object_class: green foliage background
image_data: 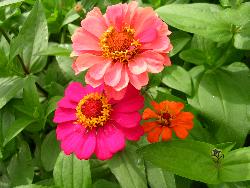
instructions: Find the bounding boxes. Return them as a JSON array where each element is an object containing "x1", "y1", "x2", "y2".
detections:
[{"x1": 0, "y1": 0, "x2": 249, "y2": 187}]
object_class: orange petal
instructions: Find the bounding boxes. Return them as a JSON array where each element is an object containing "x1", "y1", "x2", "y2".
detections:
[
  {"x1": 151, "y1": 101, "x2": 161, "y2": 112},
  {"x1": 142, "y1": 122, "x2": 159, "y2": 133},
  {"x1": 147, "y1": 127, "x2": 162, "y2": 143},
  {"x1": 167, "y1": 101, "x2": 184, "y2": 115},
  {"x1": 171, "y1": 112, "x2": 194, "y2": 130},
  {"x1": 172, "y1": 126, "x2": 189, "y2": 139},
  {"x1": 161, "y1": 127, "x2": 172, "y2": 141},
  {"x1": 142, "y1": 108, "x2": 158, "y2": 120}
]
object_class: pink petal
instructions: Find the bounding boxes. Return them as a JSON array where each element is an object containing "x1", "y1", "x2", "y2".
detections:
[
  {"x1": 128, "y1": 56, "x2": 147, "y2": 75},
  {"x1": 53, "y1": 108, "x2": 76, "y2": 123},
  {"x1": 141, "y1": 34, "x2": 172, "y2": 53},
  {"x1": 89, "y1": 61, "x2": 111, "y2": 80},
  {"x1": 124, "y1": 1, "x2": 138, "y2": 25},
  {"x1": 163, "y1": 54, "x2": 171, "y2": 66},
  {"x1": 75, "y1": 130, "x2": 96, "y2": 160},
  {"x1": 72, "y1": 54, "x2": 108, "y2": 75},
  {"x1": 71, "y1": 28, "x2": 101, "y2": 54},
  {"x1": 56, "y1": 122, "x2": 75, "y2": 140},
  {"x1": 103, "y1": 123, "x2": 125, "y2": 153},
  {"x1": 136, "y1": 28, "x2": 157, "y2": 43},
  {"x1": 95, "y1": 128, "x2": 113, "y2": 160},
  {"x1": 105, "y1": 3, "x2": 128, "y2": 31},
  {"x1": 61, "y1": 132, "x2": 82, "y2": 155},
  {"x1": 81, "y1": 7, "x2": 107, "y2": 38},
  {"x1": 64, "y1": 82, "x2": 87, "y2": 102},
  {"x1": 132, "y1": 7, "x2": 160, "y2": 38},
  {"x1": 141, "y1": 51, "x2": 165, "y2": 73},
  {"x1": 114, "y1": 65, "x2": 129, "y2": 91},
  {"x1": 113, "y1": 95, "x2": 144, "y2": 113},
  {"x1": 118, "y1": 125, "x2": 144, "y2": 141},
  {"x1": 85, "y1": 71, "x2": 104, "y2": 88},
  {"x1": 104, "y1": 62, "x2": 122, "y2": 87},
  {"x1": 111, "y1": 111, "x2": 141, "y2": 128},
  {"x1": 128, "y1": 71, "x2": 149, "y2": 90},
  {"x1": 57, "y1": 97, "x2": 77, "y2": 109},
  {"x1": 104, "y1": 85, "x2": 127, "y2": 100}
]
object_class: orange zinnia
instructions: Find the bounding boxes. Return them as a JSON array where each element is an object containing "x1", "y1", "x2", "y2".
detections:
[{"x1": 142, "y1": 100, "x2": 194, "y2": 143}]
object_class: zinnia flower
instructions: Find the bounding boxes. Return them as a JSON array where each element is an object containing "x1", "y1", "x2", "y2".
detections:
[
  {"x1": 53, "y1": 82, "x2": 144, "y2": 160},
  {"x1": 71, "y1": 1, "x2": 172, "y2": 99},
  {"x1": 142, "y1": 100, "x2": 194, "y2": 143}
]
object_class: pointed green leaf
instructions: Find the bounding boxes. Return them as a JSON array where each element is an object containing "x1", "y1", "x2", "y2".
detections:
[
  {"x1": 0, "y1": 76, "x2": 25, "y2": 109},
  {"x1": 41, "y1": 130, "x2": 60, "y2": 171},
  {"x1": 3, "y1": 116, "x2": 34, "y2": 146},
  {"x1": 7, "y1": 141, "x2": 34, "y2": 186},
  {"x1": 139, "y1": 140, "x2": 220, "y2": 184},
  {"x1": 188, "y1": 64, "x2": 250, "y2": 147},
  {"x1": 162, "y1": 65, "x2": 192, "y2": 95},
  {"x1": 156, "y1": 3, "x2": 232, "y2": 42},
  {"x1": 53, "y1": 153, "x2": 92, "y2": 188},
  {"x1": 10, "y1": 0, "x2": 48, "y2": 73},
  {"x1": 108, "y1": 147, "x2": 147, "y2": 188}
]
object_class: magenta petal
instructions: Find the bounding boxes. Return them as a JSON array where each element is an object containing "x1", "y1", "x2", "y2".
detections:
[
  {"x1": 118, "y1": 125, "x2": 144, "y2": 141},
  {"x1": 64, "y1": 82, "x2": 87, "y2": 102},
  {"x1": 58, "y1": 97, "x2": 77, "y2": 109},
  {"x1": 75, "y1": 130, "x2": 96, "y2": 160},
  {"x1": 111, "y1": 111, "x2": 141, "y2": 128},
  {"x1": 53, "y1": 108, "x2": 76, "y2": 123},
  {"x1": 103, "y1": 123, "x2": 125, "y2": 153},
  {"x1": 113, "y1": 95, "x2": 144, "y2": 113},
  {"x1": 56, "y1": 122, "x2": 75, "y2": 140},
  {"x1": 95, "y1": 129, "x2": 113, "y2": 160},
  {"x1": 61, "y1": 132, "x2": 82, "y2": 155}
]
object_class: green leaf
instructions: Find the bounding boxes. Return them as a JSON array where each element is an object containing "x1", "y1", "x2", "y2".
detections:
[
  {"x1": 41, "y1": 130, "x2": 60, "y2": 171},
  {"x1": 234, "y1": 22, "x2": 250, "y2": 50},
  {"x1": 156, "y1": 4, "x2": 232, "y2": 42},
  {"x1": 179, "y1": 49, "x2": 206, "y2": 65},
  {"x1": 188, "y1": 64, "x2": 250, "y2": 147},
  {"x1": 3, "y1": 116, "x2": 34, "y2": 146},
  {"x1": 14, "y1": 184, "x2": 54, "y2": 188},
  {"x1": 0, "y1": 76, "x2": 25, "y2": 109},
  {"x1": 23, "y1": 76, "x2": 40, "y2": 109},
  {"x1": 108, "y1": 147, "x2": 147, "y2": 188},
  {"x1": 53, "y1": 152, "x2": 92, "y2": 188},
  {"x1": 56, "y1": 56, "x2": 75, "y2": 80},
  {"x1": 0, "y1": 0, "x2": 24, "y2": 7},
  {"x1": 146, "y1": 162, "x2": 176, "y2": 188},
  {"x1": 93, "y1": 179, "x2": 120, "y2": 188},
  {"x1": 45, "y1": 96, "x2": 61, "y2": 117},
  {"x1": 61, "y1": 9, "x2": 80, "y2": 28},
  {"x1": 39, "y1": 43, "x2": 71, "y2": 56},
  {"x1": 220, "y1": 147, "x2": 250, "y2": 182},
  {"x1": 169, "y1": 31, "x2": 191, "y2": 57},
  {"x1": 162, "y1": 65, "x2": 192, "y2": 95},
  {"x1": 10, "y1": 0, "x2": 48, "y2": 73},
  {"x1": 139, "y1": 140, "x2": 220, "y2": 184},
  {"x1": 7, "y1": 141, "x2": 34, "y2": 186},
  {"x1": 68, "y1": 24, "x2": 79, "y2": 35}
]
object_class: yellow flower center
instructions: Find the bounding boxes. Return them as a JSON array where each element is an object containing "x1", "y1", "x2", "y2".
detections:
[
  {"x1": 100, "y1": 26, "x2": 141, "y2": 63},
  {"x1": 75, "y1": 93, "x2": 111, "y2": 129}
]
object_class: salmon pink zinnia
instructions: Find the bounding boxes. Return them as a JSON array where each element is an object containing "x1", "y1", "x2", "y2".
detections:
[
  {"x1": 71, "y1": 1, "x2": 172, "y2": 99},
  {"x1": 53, "y1": 82, "x2": 144, "y2": 160},
  {"x1": 142, "y1": 100, "x2": 194, "y2": 143}
]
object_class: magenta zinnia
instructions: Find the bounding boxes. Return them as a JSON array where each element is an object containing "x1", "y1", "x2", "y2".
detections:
[
  {"x1": 53, "y1": 82, "x2": 144, "y2": 160},
  {"x1": 71, "y1": 1, "x2": 172, "y2": 99}
]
